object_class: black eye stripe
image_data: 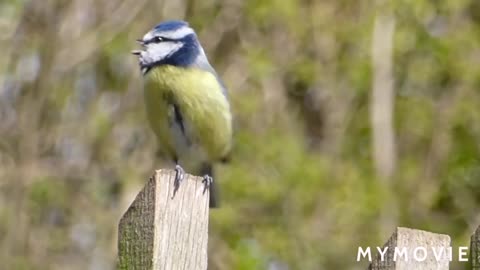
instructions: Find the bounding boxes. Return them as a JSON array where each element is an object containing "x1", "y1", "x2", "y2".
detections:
[{"x1": 146, "y1": 36, "x2": 176, "y2": 44}]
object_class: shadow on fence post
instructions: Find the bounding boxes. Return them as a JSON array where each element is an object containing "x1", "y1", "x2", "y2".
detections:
[{"x1": 117, "y1": 169, "x2": 210, "y2": 270}]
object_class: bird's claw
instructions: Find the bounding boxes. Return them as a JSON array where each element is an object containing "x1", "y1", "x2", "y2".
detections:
[
  {"x1": 172, "y1": 164, "x2": 185, "y2": 198},
  {"x1": 175, "y1": 164, "x2": 185, "y2": 183},
  {"x1": 202, "y1": 175, "x2": 213, "y2": 194}
]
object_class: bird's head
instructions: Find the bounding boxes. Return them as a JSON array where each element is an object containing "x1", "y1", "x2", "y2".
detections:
[{"x1": 132, "y1": 20, "x2": 202, "y2": 74}]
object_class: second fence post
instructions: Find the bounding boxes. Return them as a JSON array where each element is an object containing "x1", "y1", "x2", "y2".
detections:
[{"x1": 369, "y1": 227, "x2": 451, "y2": 270}]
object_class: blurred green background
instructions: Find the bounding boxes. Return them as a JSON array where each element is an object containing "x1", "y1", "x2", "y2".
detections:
[{"x1": 1, "y1": 0, "x2": 480, "y2": 269}]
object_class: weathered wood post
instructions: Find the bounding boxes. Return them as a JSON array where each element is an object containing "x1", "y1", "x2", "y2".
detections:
[
  {"x1": 118, "y1": 169, "x2": 210, "y2": 270},
  {"x1": 369, "y1": 227, "x2": 450, "y2": 270},
  {"x1": 470, "y1": 225, "x2": 480, "y2": 269}
]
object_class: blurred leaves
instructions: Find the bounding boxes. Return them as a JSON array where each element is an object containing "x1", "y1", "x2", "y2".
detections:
[{"x1": 0, "y1": 0, "x2": 480, "y2": 270}]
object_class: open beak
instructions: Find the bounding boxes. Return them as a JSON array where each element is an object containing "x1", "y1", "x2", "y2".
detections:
[{"x1": 132, "y1": 39, "x2": 145, "y2": 55}]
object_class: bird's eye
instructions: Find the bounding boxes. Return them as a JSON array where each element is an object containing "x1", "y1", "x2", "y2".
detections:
[{"x1": 154, "y1": 36, "x2": 164, "y2": 43}]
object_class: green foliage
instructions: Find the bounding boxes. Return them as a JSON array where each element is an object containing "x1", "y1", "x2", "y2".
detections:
[
  {"x1": 28, "y1": 177, "x2": 69, "y2": 225},
  {"x1": 1, "y1": 0, "x2": 480, "y2": 269},
  {"x1": 233, "y1": 239, "x2": 265, "y2": 270}
]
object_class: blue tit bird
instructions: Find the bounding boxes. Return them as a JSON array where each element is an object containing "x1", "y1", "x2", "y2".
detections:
[{"x1": 132, "y1": 20, "x2": 232, "y2": 207}]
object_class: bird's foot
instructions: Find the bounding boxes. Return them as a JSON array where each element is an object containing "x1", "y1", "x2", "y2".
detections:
[
  {"x1": 175, "y1": 164, "x2": 185, "y2": 183},
  {"x1": 202, "y1": 175, "x2": 213, "y2": 194},
  {"x1": 172, "y1": 164, "x2": 185, "y2": 198}
]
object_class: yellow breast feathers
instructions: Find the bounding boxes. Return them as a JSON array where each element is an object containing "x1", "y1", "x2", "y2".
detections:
[{"x1": 144, "y1": 65, "x2": 232, "y2": 161}]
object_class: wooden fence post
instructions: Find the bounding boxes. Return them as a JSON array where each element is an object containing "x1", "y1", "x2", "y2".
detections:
[
  {"x1": 369, "y1": 227, "x2": 450, "y2": 270},
  {"x1": 118, "y1": 169, "x2": 210, "y2": 270},
  {"x1": 471, "y1": 225, "x2": 480, "y2": 269}
]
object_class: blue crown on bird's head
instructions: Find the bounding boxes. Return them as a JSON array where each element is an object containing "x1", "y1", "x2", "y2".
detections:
[{"x1": 153, "y1": 20, "x2": 189, "y2": 32}]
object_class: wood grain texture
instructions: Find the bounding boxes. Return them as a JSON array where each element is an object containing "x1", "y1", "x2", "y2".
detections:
[
  {"x1": 369, "y1": 227, "x2": 450, "y2": 270},
  {"x1": 118, "y1": 169, "x2": 210, "y2": 270},
  {"x1": 471, "y1": 225, "x2": 480, "y2": 269}
]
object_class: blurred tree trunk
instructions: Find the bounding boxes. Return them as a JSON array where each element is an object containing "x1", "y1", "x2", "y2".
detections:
[
  {"x1": 370, "y1": 6, "x2": 397, "y2": 238},
  {"x1": 370, "y1": 11, "x2": 396, "y2": 180}
]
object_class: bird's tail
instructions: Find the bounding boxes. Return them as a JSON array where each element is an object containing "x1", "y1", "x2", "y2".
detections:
[{"x1": 199, "y1": 163, "x2": 219, "y2": 208}]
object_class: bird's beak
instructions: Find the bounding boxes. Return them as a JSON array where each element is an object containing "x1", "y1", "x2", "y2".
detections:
[{"x1": 132, "y1": 39, "x2": 145, "y2": 55}]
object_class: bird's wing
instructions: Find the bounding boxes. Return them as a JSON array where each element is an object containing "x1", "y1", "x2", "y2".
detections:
[{"x1": 172, "y1": 68, "x2": 232, "y2": 161}]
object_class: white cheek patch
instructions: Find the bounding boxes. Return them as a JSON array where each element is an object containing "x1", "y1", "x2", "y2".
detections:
[{"x1": 142, "y1": 42, "x2": 183, "y2": 64}]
